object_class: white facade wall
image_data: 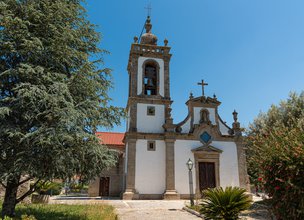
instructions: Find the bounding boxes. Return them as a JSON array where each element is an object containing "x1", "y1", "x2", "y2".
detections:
[
  {"x1": 135, "y1": 140, "x2": 166, "y2": 194},
  {"x1": 212, "y1": 141, "x2": 240, "y2": 188},
  {"x1": 174, "y1": 140, "x2": 240, "y2": 194},
  {"x1": 218, "y1": 121, "x2": 230, "y2": 135},
  {"x1": 175, "y1": 140, "x2": 200, "y2": 194},
  {"x1": 193, "y1": 107, "x2": 216, "y2": 125},
  {"x1": 136, "y1": 103, "x2": 165, "y2": 133},
  {"x1": 137, "y1": 57, "x2": 165, "y2": 96},
  {"x1": 181, "y1": 118, "x2": 191, "y2": 133}
]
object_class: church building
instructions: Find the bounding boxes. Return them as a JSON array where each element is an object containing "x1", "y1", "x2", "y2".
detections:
[{"x1": 89, "y1": 16, "x2": 249, "y2": 199}]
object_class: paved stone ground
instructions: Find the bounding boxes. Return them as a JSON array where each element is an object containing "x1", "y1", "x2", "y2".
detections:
[
  {"x1": 115, "y1": 200, "x2": 201, "y2": 220},
  {"x1": 50, "y1": 195, "x2": 272, "y2": 220},
  {"x1": 50, "y1": 196, "x2": 201, "y2": 220}
]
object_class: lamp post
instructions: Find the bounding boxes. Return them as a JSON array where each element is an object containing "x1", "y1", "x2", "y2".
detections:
[{"x1": 186, "y1": 158, "x2": 194, "y2": 206}]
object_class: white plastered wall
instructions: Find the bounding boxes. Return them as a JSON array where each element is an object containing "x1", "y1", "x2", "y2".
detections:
[
  {"x1": 218, "y1": 121, "x2": 230, "y2": 135},
  {"x1": 137, "y1": 103, "x2": 165, "y2": 133},
  {"x1": 135, "y1": 140, "x2": 166, "y2": 194},
  {"x1": 212, "y1": 141, "x2": 240, "y2": 188},
  {"x1": 175, "y1": 140, "x2": 199, "y2": 194},
  {"x1": 174, "y1": 140, "x2": 240, "y2": 194},
  {"x1": 137, "y1": 57, "x2": 164, "y2": 96},
  {"x1": 181, "y1": 118, "x2": 191, "y2": 133}
]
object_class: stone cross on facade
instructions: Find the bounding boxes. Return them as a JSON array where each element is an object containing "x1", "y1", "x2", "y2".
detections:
[
  {"x1": 145, "y1": 2, "x2": 152, "y2": 17},
  {"x1": 197, "y1": 80, "x2": 208, "y2": 96}
]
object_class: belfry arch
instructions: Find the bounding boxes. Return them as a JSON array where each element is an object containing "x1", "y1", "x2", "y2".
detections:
[{"x1": 142, "y1": 59, "x2": 160, "y2": 96}]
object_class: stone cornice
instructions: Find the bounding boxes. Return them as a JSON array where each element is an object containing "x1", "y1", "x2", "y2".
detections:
[
  {"x1": 127, "y1": 43, "x2": 172, "y2": 71},
  {"x1": 124, "y1": 131, "x2": 235, "y2": 142},
  {"x1": 186, "y1": 96, "x2": 221, "y2": 107},
  {"x1": 126, "y1": 97, "x2": 173, "y2": 109}
]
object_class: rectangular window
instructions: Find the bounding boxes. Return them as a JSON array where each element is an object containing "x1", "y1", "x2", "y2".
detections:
[
  {"x1": 147, "y1": 141, "x2": 156, "y2": 151},
  {"x1": 147, "y1": 106, "x2": 155, "y2": 116}
]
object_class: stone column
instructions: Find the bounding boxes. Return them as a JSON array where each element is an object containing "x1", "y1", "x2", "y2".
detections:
[
  {"x1": 163, "y1": 138, "x2": 180, "y2": 199},
  {"x1": 128, "y1": 102, "x2": 137, "y2": 132},
  {"x1": 123, "y1": 139, "x2": 139, "y2": 199},
  {"x1": 235, "y1": 136, "x2": 251, "y2": 192}
]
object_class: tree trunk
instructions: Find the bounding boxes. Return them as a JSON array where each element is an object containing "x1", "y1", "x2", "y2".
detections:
[{"x1": 1, "y1": 176, "x2": 20, "y2": 218}]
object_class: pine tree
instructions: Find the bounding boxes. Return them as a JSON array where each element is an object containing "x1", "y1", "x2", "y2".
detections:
[{"x1": 0, "y1": 0, "x2": 124, "y2": 217}]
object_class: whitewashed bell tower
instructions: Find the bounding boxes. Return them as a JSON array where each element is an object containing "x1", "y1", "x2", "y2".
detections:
[
  {"x1": 126, "y1": 16, "x2": 172, "y2": 133},
  {"x1": 123, "y1": 16, "x2": 180, "y2": 199}
]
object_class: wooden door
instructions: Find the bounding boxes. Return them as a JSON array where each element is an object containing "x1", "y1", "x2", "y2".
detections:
[
  {"x1": 99, "y1": 177, "x2": 110, "y2": 196},
  {"x1": 199, "y1": 162, "x2": 216, "y2": 191}
]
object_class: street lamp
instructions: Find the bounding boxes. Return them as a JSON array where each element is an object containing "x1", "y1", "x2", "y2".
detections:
[{"x1": 186, "y1": 158, "x2": 194, "y2": 206}]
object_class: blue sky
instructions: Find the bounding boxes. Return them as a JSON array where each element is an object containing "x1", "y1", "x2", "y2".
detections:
[{"x1": 85, "y1": 0, "x2": 304, "y2": 132}]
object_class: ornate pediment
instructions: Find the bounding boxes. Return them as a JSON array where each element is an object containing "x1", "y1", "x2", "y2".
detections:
[
  {"x1": 186, "y1": 96, "x2": 221, "y2": 107},
  {"x1": 191, "y1": 144, "x2": 222, "y2": 153}
]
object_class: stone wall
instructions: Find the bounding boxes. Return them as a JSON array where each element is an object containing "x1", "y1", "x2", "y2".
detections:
[{"x1": 88, "y1": 145, "x2": 125, "y2": 197}]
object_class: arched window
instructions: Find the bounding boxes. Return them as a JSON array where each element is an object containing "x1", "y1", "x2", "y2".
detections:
[{"x1": 143, "y1": 63, "x2": 157, "y2": 95}]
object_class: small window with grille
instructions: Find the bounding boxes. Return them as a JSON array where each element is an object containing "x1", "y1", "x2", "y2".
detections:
[
  {"x1": 147, "y1": 141, "x2": 156, "y2": 151},
  {"x1": 147, "y1": 106, "x2": 155, "y2": 116}
]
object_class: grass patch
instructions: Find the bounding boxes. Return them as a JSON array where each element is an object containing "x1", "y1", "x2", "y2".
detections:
[
  {"x1": 0, "y1": 203, "x2": 117, "y2": 220},
  {"x1": 187, "y1": 204, "x2": 201, "y2": 213}
]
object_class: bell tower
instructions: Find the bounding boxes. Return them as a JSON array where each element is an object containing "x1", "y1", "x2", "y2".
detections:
[
  {"x1": 126, "y1": 16, "x2": 172, "y2": 133},
  {"x1": 123, "y1": 16, "x2": 179, "y2": 200}
]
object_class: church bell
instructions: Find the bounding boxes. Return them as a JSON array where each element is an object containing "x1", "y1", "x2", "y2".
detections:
[{"x1": 147, "y1": 78, "x2": 154, "y2": 87}]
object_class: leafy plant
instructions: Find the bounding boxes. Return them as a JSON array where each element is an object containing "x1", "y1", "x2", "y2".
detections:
[
  {"x1": 246, "y1": 92, "x2": 304, "y2": 219},
  {"x1": 69, "y1": 183, "x2": 88, "y2": 193},
  {"x1": 3, "y1": 215, "x2": 36, "y2": 220},
  {"x1": 200, "y1": 186, "x2": 252, "y2": 220},
  {"x1": 0, "y1": 0, "x2": 125, "y2": 217},
  {"x1": 35, "y1": 181, "x2": 62, "y2": 196}
]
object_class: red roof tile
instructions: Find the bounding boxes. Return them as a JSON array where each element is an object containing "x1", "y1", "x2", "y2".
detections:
[{"x1": 96, "y1": 132, "x2": 125, "y2": 146}]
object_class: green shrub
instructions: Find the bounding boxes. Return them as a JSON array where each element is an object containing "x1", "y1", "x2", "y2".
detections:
[
  {"x1": 35, "y1": 181, "x2": 62, "y2": 195},
  {"x1": 248, "y1": 127, "x2": 304, "y2": 219},
  {"x1": 21, "y1": 215, "x2": 37, "y2": 220},
  {"x1": 246, "y1": 92, "x2": 304, "y2": 219},
  {"x1": 69, "y1": 183, "x2": 88, "y2": 193},
  {"x1": 200, "y1": 186, "x2": 252, "y2": 220}
]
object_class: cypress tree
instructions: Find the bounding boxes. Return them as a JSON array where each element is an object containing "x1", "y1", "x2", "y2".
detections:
[{"x1": 0, "y1": 0, "x2": 124, "y2": 217}]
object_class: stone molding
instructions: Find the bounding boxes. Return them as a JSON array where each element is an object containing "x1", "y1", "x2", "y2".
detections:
[
  {"x1": 127, "y1": 97, "x2": 172, "y2": 108},
  {"x1": 163, "y1": 190, "x2": 180, "y2": 200},
  {"x1": 128, "y1": 44, "x2": 172, "y2": 65},
  {"x1": 193, "y1": 150, "x2": 221, "y2": 196},
  {"x1": 123, "y1": 139, "x2": 137, "y2": 199},
  {"x1": 175, "y1": 95, "x2": 234, "y2": 137},
  {"x1": 235, "y1": 136, "x2": 251, "y2": 191},
  {"x1": 140, "y1": 59, "x2": 161, "y2": 96},
  {"x1": 124, "y1": 131, "x2": 235, "y2": 142}
]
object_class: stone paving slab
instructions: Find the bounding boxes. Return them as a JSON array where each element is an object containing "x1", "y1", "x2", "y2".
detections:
[
  {"x1": 115, "y1": 200, "x2": 201, "y2": 220},
  {"x1": 116, "y1": 208, "x2": 201, "y2": 220},
  {"x1": 50, "y1": 197, "x2": 201, "y2": 219}
]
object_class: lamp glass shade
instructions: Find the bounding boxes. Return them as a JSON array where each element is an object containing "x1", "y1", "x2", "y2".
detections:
[{"x1": 187, "y1": 158, "x2": 193, "y2": 170}]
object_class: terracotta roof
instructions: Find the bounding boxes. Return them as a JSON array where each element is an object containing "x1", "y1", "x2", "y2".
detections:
[{"x1": 96, "y1": 132, "x2": 125, "y2": 146}]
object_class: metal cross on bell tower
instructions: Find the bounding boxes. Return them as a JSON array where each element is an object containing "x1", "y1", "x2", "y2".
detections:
[
  {"x1": 144, "y1": 2, "x2": 152, "y2": 17},
  {"x1": 197, "y1": 80, "x2": 208, "y2": 97}
]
